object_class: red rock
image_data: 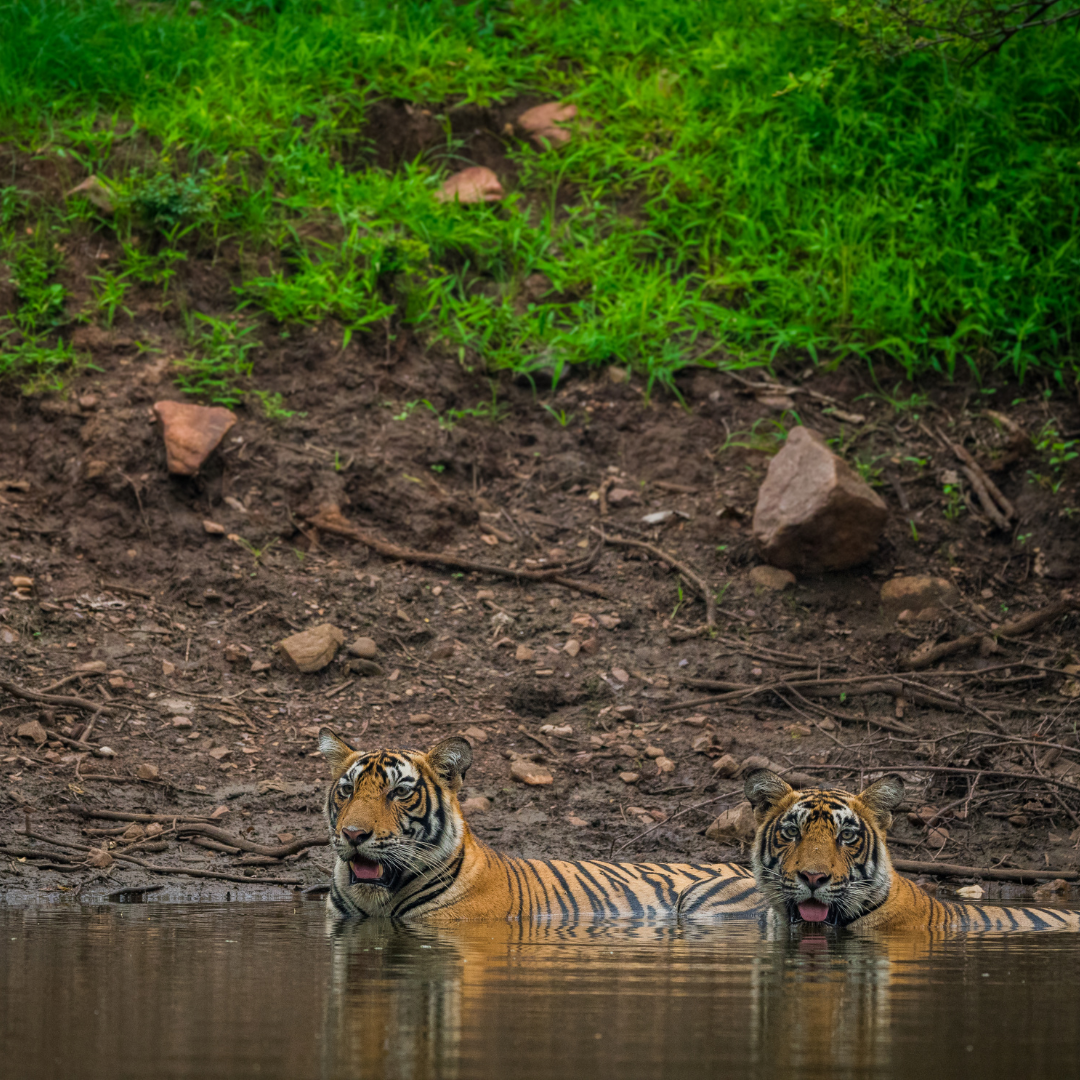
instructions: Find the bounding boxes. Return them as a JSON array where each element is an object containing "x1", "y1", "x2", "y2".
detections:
[
  {"x1": 137, "y1": 763, "x2": 160, "y2": 780},
  {"x1": 705, "y1": 801, "x2": 756, "y2": 842},
  {"x1": 517, "y1": 102, "x2": 577, "y2": 148},
  {"x1": 276, "y1": 623, "x2": 344, "y2": 673},
  {"x1": 153, "y1": 400, "x2": 237, "y2": 476},
  {"x1": 436, "y1": 166, "x2": 504, "y2": 204},
  {"x1": 751, "y1": 427, "x2": 887, "y2": 572}
]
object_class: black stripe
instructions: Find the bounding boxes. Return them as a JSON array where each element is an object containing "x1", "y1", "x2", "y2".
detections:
[{"x1": 542, "y1": 860, "x2": 581, "y2": 918}]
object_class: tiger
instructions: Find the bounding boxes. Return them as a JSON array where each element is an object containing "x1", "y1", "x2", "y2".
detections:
[
  {"x1": 743, "y1": 768, "x2": 1080, "y2": 931},
  {"x1": 317, "y1": 726, "x2": 764, "y2": 921}
]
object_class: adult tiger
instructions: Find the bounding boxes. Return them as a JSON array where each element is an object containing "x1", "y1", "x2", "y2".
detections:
[
  {"x1": 744, "y1": 768, "x2": 1080, "y2": 931},
  {"x1": 317, "y1": 727, "x2": 764, "y2": 921}
]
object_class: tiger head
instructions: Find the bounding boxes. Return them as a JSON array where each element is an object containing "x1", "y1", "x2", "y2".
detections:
[
  {"x1": 743, "y1": 769, "x2": 905, "y2": 927},
  {"x1": 318, "y1": 728, "x2": 473, "y2": 896}
]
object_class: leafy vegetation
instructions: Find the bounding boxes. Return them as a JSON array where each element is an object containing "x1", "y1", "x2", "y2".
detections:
[{"x1": 2, "y1": 0, "x2": 1080, "y2": 395}]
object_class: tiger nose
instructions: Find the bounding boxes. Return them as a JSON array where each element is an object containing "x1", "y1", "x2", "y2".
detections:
[
  {"x1": 340, "y1": 826, "x2": 371, "y2": 845},
  {"x1": 799, "y1": 871, "x2": 829, "y2": 888}
]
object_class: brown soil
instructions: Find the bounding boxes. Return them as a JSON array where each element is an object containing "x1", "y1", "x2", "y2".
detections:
[{"x1": 3, "y1": 193, "x2": 1080, "y2": 906}]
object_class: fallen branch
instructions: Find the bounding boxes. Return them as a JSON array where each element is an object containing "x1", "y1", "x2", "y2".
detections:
[
  {"x1": 74, "y1": 807, "x2": 217, "y2": 825},
  {"x1": 591, "y1": 527, "x2": 715, "y2": 627},
  {"x1": 176, "y1": 823, "x2": 328, "y2": 859},
  {"x1": 0, "y1": 679, "x2": 116, "y2": 714},
  {"x1": 892, "y1": 859, "x2": 1077, "y2": 884},
  {"x1": 307, "y1": 505, "x2": 615, "y2": 599},
  {"x1": 43, "y1": 728, "x2": 113, "y2": 757},
  {"x1": 925, "y1": 422, "x2": 1015, "y2": 526},
  {"x1": 109, "y1": 853, "x2": 303, "y2": 886},
  {"x1": 903, "y1": 598, "x2": 1077, "y2": 670}
]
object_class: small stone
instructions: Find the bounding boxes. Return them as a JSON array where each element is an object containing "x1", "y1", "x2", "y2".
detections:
[
  {"x1": 347, "y1": 659, "x2": 384, "y2": 677},
  {"x1": 276, "y1": 623, "x2": 344, "y2": 673},
  {"x1": 1033, "y1": 879, "x2": 1070, "y2": 902},
  {"x1": 645, "y1": 745, "x2": 664, "y2": 759},
  {"x1": 511, "y1": 759, "x2": 554, "y2": 786},
  {"x1": 1008, "y1": 814, "x2": 1029, "y2": 828},
  {"x1": 751, "y1": 427, "x2": 888, "y2": 572},
  {"x1": 67, "y1": 175, "x2": 115, "y2": 214},
  {"x1": 476, "y1": 589, "x2": 496, "y2": 601},
  {"x1": 611, "y1": 668, "x2": 630, "y2": 684},
  {"x1": 202, "y1": 520, "x2": 226, "y2": 535},
  {"x1": 740, "y1": 754, "x2": 772, "y2": 775},
  {"x1": 461, "y1": 796, "x2": 492, "y2": 815},
  {"x1": 137, "y1": 762, "x2": 160, "y2": 781},
  {"x1": 0, "y1": 627, "x2": 19, "y2": 645},
  {"x1": 619, "y1": 771, "x2": 641, "y2": 784},
  {"x1": 606, "y1": 488, "x2": 639, "y2": 507},
  {"x1": 75, "y1": 660, "x2": 108, "y2": 673},
  {"x1": 880, "y1": 576, "x2": 960, "y2": 620},
  {"x1": 749, "y1": 565, "x2": 797, "y2": 591},
  {"x1": 86, "y1": 848, "x2": 114, "y2": 869},
  {"x1": 957, "y1": 884, "x2": 985, "y2": 900},
  {"x1": 517, "y1": 101, "x2": 577, "y2": 148},
  {"x1": 817, "y1": 718, "x2": 838, "y2": 732},
  {"x1": 436, "y1": 166, "x2": 504, "y2": 204},
  {"x1": 409, "y1": 713, "x2": 435, "y2": 726},
  {"x1": 210, "y1": 805, "x2": 230, "y2": 819},
  {"x1": 10, "y1": 576, "x2": 34, "y2": 589},
  {"x1": 655, "y1": 756, "x2": 676, "y2": 775},
  {"x1": 581, "y1": 637, "x2": 599, "y2": 655},
  {"x1": 926, "y1": 826, "x2": 950, "y2": 846},
  {"x1": 711, "y1": 754, "x2": 739, "y2": 777},
  {"x1": 171, "y1": 717, "x2": 193, "y2": 729},
  {"x1": 682, "y1": 715, "x2": 708, "y2": 728},
  {"x1": 908, "y1": 805, "x2": 939, "y2": 826},
  {"x1": 540, "y1": 724, "x2": 573, "y2": 737},
  {"x1": 462, "y1": 726, "x2": 489, "y2": 743},
  {"x1": 145, "y1": 822, "x2": 163, "y2": 837},
  {"x1": 571, "y1": 613, "x2": 598, "y2": 630},
  {"x1": 515, "y1": 644, "x2": 536, "y2": 662},
  {"x1": 250, "y1": 661, "x2": 271, "y2": 673},
  {"x1": 153, "y1": 400, "x2": 238, "y2": 476},
  {"x1": 606, "y1": 366, "x2": 629, "y2": 385},
  {"x1": 96, "y1": 746, "x2": 116, "y2": 757},
  {"x1": 161, "y1": 660, "x2": 176, "y2": 676},
  {"x1": 17, "y1": 720, "x2": 47, "y2": 745},
  {"x1": 208, "y1": 746, "x2": 232, "y2": 760},
  {"x1": 597, "y1": 614, "x2": 621, "y2": 630},
  {"x1": 276, "y1": 832, "x2": 296, "y2": 845},
  {"x1": 564, "y1": 638, "x2": 581, "y2": 657},
  {"x1": 78, "y1": 393, "x2": 99, "y2": 411},
  {"x1": 223, "y1": 644, "x2": 245, "y2": 663},
  {"x1": 346, "y1": 636, "x2": 378, "y2": 659},
  {"x1": 567, "y1": 815, "x2": 589, "y2": 827},
  {"x1": 691, "y1": 733, "x2": 713, "y2": 753},
  {"x1": 705, "y1": 801, "x2": 756, "y2": 843},
  {"x1": 85, "y1": 460, "x2": 110, "y2": 480},
  {"x1": 122, "y1": 822, "x2": 145, "y2": 840}
]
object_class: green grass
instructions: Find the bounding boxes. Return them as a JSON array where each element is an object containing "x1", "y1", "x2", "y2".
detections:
[{"x1": 2, "y1": 0, "x2": 1080, "y2": 394}]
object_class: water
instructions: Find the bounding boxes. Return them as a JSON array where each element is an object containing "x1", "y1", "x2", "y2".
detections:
[{"x1": 3, "y1": 900, "x2": 1080, "y2": 1080}]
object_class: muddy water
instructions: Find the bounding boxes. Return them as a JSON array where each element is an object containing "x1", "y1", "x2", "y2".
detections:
[{"x1": 2, "y1": 902, "x2": 1080, "y2": 1080}]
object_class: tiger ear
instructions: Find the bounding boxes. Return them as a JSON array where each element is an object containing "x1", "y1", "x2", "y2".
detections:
[
  {"x1": 426, "y1": 736, "x2": 473, "y2": 793},
  {"x1": 318, "y1": 726, "x2": 356, "y2": 777},
  {"x1": 857, "y1": 775, "x2": 905, "y2": 830},
  {"x1": 744, "y1": 769, "x2": 794, "y2": 824}
]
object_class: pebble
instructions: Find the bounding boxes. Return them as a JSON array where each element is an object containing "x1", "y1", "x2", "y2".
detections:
[
  {"x1": 645, "y1": 745, "x2": 664, "y2": 759},
  {"x1": 137, "y1": 763, "x2": 160, "y2": 780},
  {"x1": 880, "y1": 576, "x2": 960, "y2": 620},
  {"x1": 563, "y1": 639, "x2": 581, "y2": 657},
  {"x1": 0, "y1": 627, "x2": 18, "y2": 645},
  {"x1": 208, "y1": 746, "x2": 231, "y2": 760},
  {"x1": 705, "y1": 801, "x2": 756, "y2": 842},
  {"x1": 476, "y1": 589, "x2": 496, "y2": 601},
  {"x1": 347, "y1": 636, "x2": 378, "y2": 658},
  {"x1": 436, "y1": 166, "x2": 504, "y2": 204},
  {"x1": 97, "y1": 746, "x2": 116, "y2": 757},
  {"x1": 16, "y1": 720, "x2": 47, "y2": 745},
  {"x1": 611, "y1": 667, "x2": 630, "y2": 684},
  {"x1": 596, "y1": 614, "x2": 621, "y2": 629},
  {"x1": 153, "y1": 400, "x2": 237, "y2": 476},
  {"x1": 749, "y1": 565, "x2": 797, "y2": 591},
  {"x1": 202, "y1": 520, "x2": 226, "y2": 535},
  {"x1": 619, "y1": 771, "x2": 640, "y2": 784},
  {"x1": 581, "y1": 637, "x2": 599, "y2": 655},
  {"x1": 461, "y1": 796, "x2": 492, "y2": 815},
  {"x1": 926, "y1": 826, "x2": 950, "y2": 846},
  {"x1": 74, "y1": 660, "x2": 108, "y2": 673},
  {"x1": 276, "y1": 623, "x2": 344, "y2": 673},
  {"x1": 711, "y1": 754, "x2": 739, "y2": 777},
  {"x1": 347, "y1": 659, "x2": 384, "y2": 677},
  {"x1": 515, "y1": 644, "x2": 535, "y2": 662},
  {"x1": 517, "y1": 101, "x2": 577, "y2": 148},
  {"x1": 408, "y1": 713, "x2": 435, "y2": 725},
  {"x1": 957, "y1": 884, "x2": 985, "y2": 899},
  {"x1": 276, "y1": 832, "x2": 295, "y2": 845},
  {"x1": 655, "y1": 757, "x2": 676, "y2": 775},
  {"x1": 122, "y1": 823, "x2": 145, "y2": 840},
  {"x1": 567, "y1": 815, "x2": 589, "y2": 827},
  {"x1": 171, "y1": 717, "x2": 193, "y2": 728},
  {"x1": 571, "y1": 613, "x2": 598, "y2": 629},
  {"x1": 681, "y1": 715, "x2": 708, "y2": 727},
  {"x1": 511, "y1": 760, "x2": 554, "y2": 786},
  {"x1": 86, "y1": 848, "x2": 114, "y2": 869},
  {"x1": 691, "y1": 733, "x2": 713, "y2": 753},
  {"x1": 162, "y1": 660, "x2": 176, "y2": 676},
  {"x1": 606, "y1": 488, "x2": 639, "y2": 506},
  {"x1": 540, "y1": 724, "x2": 573, "y2": 737},
  {"x1": 461, "y1": 727, "x2": 489, "y2": 743},
  {"x1": 1033, "y1": 879, "x2": 1070, "y2": 901}
]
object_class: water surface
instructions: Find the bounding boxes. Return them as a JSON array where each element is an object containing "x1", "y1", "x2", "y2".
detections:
[{"x1": 2, "y1": 901, "x2": 1079, "y2": 1080}]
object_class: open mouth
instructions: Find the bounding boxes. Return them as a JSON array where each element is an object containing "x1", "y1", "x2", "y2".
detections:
[
  {"x1": 348, "y1": 856, "x2": 386, "y2": 887},
  {"x1": 797, "y1": 899, "x2": 831, "y2": 923}
]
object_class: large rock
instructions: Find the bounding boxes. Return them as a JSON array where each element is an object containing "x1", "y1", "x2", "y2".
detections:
[
  {"x1": 276, "y1": 623, "x2": 344, "y2": 673},
  {"x1": 752, "y1": 427, "x2": 887, "y2": 572},
  {"x1": 880, "y1": 576, "x2": 960, "y2": 619},
  {"x1": 153, "y1": 400, "x2": 237, "y2": 476}
]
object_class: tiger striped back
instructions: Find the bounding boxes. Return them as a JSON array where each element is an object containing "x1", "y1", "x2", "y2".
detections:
[
  {"x1": 318, "y1": 727, "x2": 764, "y2": 922},
  {"x1": 744, "y1": 768, "x2": 1080, "y2": 932}
]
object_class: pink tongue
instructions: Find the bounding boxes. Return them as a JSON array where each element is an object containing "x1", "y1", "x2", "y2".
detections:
[
  {"x1": 350, "y1": 858, "x2": 382, "y2": 881},
  {"x1": 798, "y1": 900, "x2": 830, "y2": 923}
]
